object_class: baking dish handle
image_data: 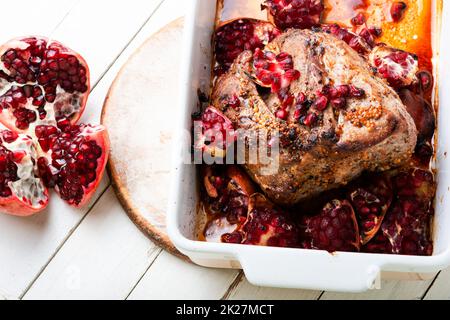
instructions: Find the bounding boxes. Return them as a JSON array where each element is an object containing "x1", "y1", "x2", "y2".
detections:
[{"x1": 238, "y1": 250, "x2": 381, "y2": 293}]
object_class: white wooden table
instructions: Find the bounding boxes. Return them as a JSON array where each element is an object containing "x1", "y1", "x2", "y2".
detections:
[{"x1": 0, "y1": 0, "x2": 449, "y2": 301}]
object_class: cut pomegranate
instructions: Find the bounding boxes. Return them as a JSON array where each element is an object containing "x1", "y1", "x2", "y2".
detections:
[
  {"x1": 348, "y1": 174, "x2": 393, "y2": 245},
  {"x1": 252, "y1": 48, "x2": 301, "y2": 94},
  {"x1": 301, "y1": 199, "x2": 360, "y2": 252},
  {"x1": 0, "y1": 36, "x2": 90, "y2": 132},
  {"x1": 379, "y1": 200, "x2": 433, "y2": 256},
  {"x1": 35, "y1": 123, "x2": 109, "y2": 207},
  {"x1": 262, "y1": 0, "x2": 325, "y2": 30},
  {"x1": 0, "y1": 130, "x2": 49, "y2": 216},
  {"x1": 390, "y1": 2, "x2": 408, "y2": 22},
  {"x1": 366, "y1": 169, "x2": 435, "y2": 255},
  {"x1": 194, "y1": 106, "x2": 236, "y2": 158},
  {"x1": 241, "y1": 193, "x2": 300, "y2": 247},
  {"x1": 214, "y1": 18, "x2": 281, "y2": 74},
  {"x1": 203, "y1": 166, "x2": 256, "y2": 243},
  {"x1": 369, "y1": 44, "x2": 419, "y2": 89}
]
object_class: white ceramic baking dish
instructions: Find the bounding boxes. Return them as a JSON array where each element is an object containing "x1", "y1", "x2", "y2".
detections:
[{"x1": 168, "y1": 0, "x2": 450, "y2": 293}]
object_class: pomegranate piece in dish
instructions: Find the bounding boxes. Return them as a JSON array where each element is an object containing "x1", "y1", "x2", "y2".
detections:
[
  {"x1": 348, "y1": 174, "x2": 393, "y2": 245},
  {"x1": 0, "y1": 36, "x2": 90, "y2": 132},
  {"x1": 262, "y1": 0, "x2": 324, "y2": 30},
  {"x1": 241, "y1": 193, "x2": 300, "y2": 247},
  {"x1": 203, "y1": 166, "x2": 256, "y2": 243},
  {"x1": 369, "y1": 44, "x2": 419, "y2": 89},
  {"x1": 301, "y1": 199, "x2": 360, "y2": 252},
  {"x1": 364, "y1": 169, "x2": 435, "y2": 255},
  {"x1": 214, "y1": 18, "x2": 281, "y2": 74}
]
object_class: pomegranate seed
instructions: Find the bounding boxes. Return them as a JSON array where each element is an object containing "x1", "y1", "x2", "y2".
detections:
[
  {"x1": 368, "y1": 26, "x2": 383, "y2": 38},
  {"x1": 13, "y1": 151, "x2": 26, "y2": 163},
  {"x1": 331, "y1": 97, "x2": 347, "y2": 109},
  {"x1": 302, "y1": 113, "x2": 318, "y2": 127},
  {"x1": 391, "y1": 2, "x2": 407, "y2": 22},
  {"x1": 227, "y1": 95, "x2": 240, "y2": 109},
  {"x1": 349, "y1": 86, "x2": 365, "y2": 98},
  {"x1": 351, "y1": 13, "x2": 366, "y2": 26},
  {"x1": 1, "y1": 130, "x2": 18, "y2": 143},
  {"x1": 275, "y1": 109, "x2": 288, "y2": 120},
  {"x1": 312, "y1": 95, "x2": 328, "y2": 111}
]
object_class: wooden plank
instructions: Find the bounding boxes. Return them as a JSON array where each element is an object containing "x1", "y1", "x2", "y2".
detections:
[
  {"x1": 0, "y1": 0, "x2": 163, "y2": 299},
  {"x1": 128, "y1": 251, "x2": 240, "y2": 300},
  {"x1": 225, "y1": 275, "x2": 322, "y2": 300},
  {"x1": 23, "y1": 188, "x2": 161, "y2": 300},
  {"x1": 320, "y1": 280, "x2": 434, "y2": 300},
  {"x1": 423, "y1": 268, "x2": 450, "y2": 300},
  {"x1": 0, "y1": 0, "x2": 78, "y2": 42},
  {"x1": 50, "y1": 0, "x2": 165, "y2": 121}
]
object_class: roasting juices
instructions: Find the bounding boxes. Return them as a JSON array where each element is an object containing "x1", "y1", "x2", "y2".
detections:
[{"x1": 196, "y1": 0, "x2": 438, "y2": 255}]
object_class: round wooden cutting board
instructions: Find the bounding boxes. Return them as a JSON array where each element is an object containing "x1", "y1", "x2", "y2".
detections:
[{"x1": 101, "y1": 18, "x2": 188, "y2": 261}]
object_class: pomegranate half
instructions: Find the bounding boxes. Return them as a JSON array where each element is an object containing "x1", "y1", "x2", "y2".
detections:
[{"x1": 0, "y1": 36, "x2": 90, "y2": 133}]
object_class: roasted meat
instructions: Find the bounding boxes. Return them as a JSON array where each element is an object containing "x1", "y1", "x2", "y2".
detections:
[{"x1": 211, "y1": 29, "x2": 417, "y2": 206}]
